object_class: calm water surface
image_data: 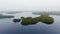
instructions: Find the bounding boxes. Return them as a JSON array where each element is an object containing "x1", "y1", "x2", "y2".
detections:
[{"x1": 0, "y1": 12, "x2": 60, "y2": 34}]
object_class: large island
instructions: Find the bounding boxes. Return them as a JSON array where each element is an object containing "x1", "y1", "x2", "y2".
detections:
[{"x1": 13, "y1": 14, "x2": 54, "y2": 25}]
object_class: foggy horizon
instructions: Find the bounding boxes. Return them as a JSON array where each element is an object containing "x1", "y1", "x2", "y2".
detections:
[{"x1": 0, "y1": 0, "x2": 60, "y2": 11}]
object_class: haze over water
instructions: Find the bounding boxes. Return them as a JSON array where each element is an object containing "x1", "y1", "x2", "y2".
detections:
[{"x1": 0, "y1": 11, "x2": 60, "y2": 34}]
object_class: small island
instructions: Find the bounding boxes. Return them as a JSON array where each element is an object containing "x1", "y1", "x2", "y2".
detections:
[{"x1": 13, "y1": 19, "x2": 20, "y2": 22}]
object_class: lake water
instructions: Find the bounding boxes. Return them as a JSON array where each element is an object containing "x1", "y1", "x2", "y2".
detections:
[{"x1": 0, "y1": 12, "x2": 60, "y2": 34}]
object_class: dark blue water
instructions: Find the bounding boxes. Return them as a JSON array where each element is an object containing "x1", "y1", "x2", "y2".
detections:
[{"x1": 0, "y1": 12, "x2": 60, "y2": 34}]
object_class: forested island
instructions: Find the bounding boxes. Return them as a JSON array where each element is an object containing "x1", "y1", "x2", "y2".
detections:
[{"x1": 13, "y1": 14, "x2": 54, "y2": 25}]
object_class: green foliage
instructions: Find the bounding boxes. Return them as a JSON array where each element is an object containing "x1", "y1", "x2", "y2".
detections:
[
  {"x1": 21, "y1": 15, "x2": 54, "y2": 25},
  {"x1": 40, "y1": 17, "x2": 54, "y2": 24},
  {"x1": 13, "y1": 14, "x2": 54, "y2": 25},
  {"x1": 21, "y1": 17, "x2": 37, "y2": 25}
]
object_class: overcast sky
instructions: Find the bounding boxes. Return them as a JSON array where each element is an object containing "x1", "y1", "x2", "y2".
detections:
[{"x1": 0, "y1": 0, "x2": 60, "y2": 11}]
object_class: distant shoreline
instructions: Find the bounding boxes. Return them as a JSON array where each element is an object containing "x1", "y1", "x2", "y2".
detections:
[{"x1": 32, "y1": 11, "x2": 60, "y2": 16}]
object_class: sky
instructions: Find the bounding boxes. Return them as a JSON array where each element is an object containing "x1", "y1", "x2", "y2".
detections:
[{"x1": 0, "y1": 0, "x2": 60, "y2": 11}]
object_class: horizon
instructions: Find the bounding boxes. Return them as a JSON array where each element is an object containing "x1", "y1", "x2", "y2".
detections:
[{"x1": 0, "y1": 0, "x2": 60, "y2": 11}]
